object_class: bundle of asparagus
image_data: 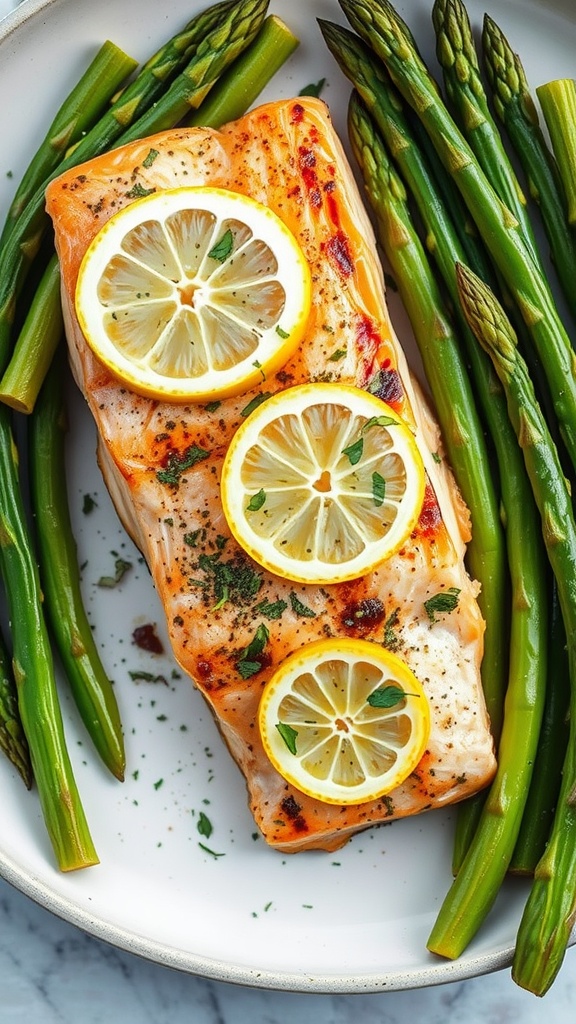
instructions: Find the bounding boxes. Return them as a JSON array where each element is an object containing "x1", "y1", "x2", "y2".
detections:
[{"x1": 321, "y1": 0, "x2": 576, "y2": 997}]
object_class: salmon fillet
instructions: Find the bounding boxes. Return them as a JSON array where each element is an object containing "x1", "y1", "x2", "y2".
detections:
[{"x1": 45, "y1": 97, "x2": 496, "y2": 853}]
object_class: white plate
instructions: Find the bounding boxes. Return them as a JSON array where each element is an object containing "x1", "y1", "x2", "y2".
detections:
[{"x1": 0, "y1": 0, "x2": 573, "y2": 994}]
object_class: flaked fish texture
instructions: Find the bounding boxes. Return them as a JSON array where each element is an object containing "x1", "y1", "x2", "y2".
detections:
[{"x1": 46, "y1": 97, "x2": 496, "y2": 852}]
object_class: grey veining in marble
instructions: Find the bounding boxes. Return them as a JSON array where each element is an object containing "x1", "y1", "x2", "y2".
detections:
[{"x1": 1, "y1": 878, "x2": 576, "y2": 1023}]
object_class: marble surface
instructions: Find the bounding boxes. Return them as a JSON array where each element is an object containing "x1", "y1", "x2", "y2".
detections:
[
  {"x1": 1, "y1": 875, "x2": 576, "y2": 1022},
  {"x1": 2, "y1": 0, "x2": 576, "y2": 1020}
]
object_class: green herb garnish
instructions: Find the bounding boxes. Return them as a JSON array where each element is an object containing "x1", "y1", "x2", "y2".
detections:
[
  {"x1": 97, "y1": 557, "x2": 132, "y2": 588},
  {"x1": 424, "y1": 587, "x2": 461, "y2": 623},
  {"x1": 156, "y1": 444, "x2": 210, "y2": 487},
  {"x1": 372, "y1": 471, "x2": 386, "y2": 507},
  {"x1": 276, "y1": 722, "x2": 299, "y2": 754},
  {"x1": 246, "y1": 488, "x2": 267, "y2": 512},
  {"x1": 241, "y1": 392, "x2": 272, "y2": 417},
  {"x1": 289, "y1": 592, "x2": 316, "y2": 618},
  {"x1": 208, "y1": 228, "x2": 234, "y2": 262}
]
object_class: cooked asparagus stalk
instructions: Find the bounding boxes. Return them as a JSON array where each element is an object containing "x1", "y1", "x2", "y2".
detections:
[
  {"x1": 29, "y1": 357, "x2": 126, "y2": 782},
  {"x1": 338, "y1": 0, "x2": 576, "y2": 478},
  {"x1": 454, "y1": 260, "x2": 576, "y2": 997},
  {"x1": 0, "y1": 623, "x2": 32, "y2": 788},
  {"x1": 482, "y1": 15, "x2": 576, "y2": 322},
  {"x1": 0, "y1": 404, "x2": 98, "y2": 870},
  {"x1": 432, "y1": 0, "x2": 541, "y2": 267}
]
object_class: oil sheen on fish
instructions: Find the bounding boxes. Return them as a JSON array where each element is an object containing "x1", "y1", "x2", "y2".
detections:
[{"x1": 45, "y1": 97, "x2": 496, "y2": 853}]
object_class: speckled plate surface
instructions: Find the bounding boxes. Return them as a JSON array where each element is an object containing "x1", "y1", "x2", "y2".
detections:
[{"x1": 0, "y1": 0, "x2": 573, "y2": 993}]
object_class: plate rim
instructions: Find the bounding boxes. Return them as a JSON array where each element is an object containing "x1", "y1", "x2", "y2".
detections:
[{"x1": 0, "y1": 0, "x2": 572, "y2": 994}]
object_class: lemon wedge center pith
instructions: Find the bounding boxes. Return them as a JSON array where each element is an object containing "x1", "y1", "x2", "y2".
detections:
[{"x1": 75, "y1": 186, "x2": 311, "y2": 402}]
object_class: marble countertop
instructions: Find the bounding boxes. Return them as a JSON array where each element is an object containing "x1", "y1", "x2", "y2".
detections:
[
  {"x1": 2, "y1": 0, "x2": 576, "y2": 1020},
  {"x1": 1, "y1": 875, "x2": 576, "y2": 1022}
]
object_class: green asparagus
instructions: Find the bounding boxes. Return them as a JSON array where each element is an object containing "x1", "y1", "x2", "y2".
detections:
[
  {"x1": 0, "y1": 41, "x2": 138, "y2": 245},
  {"x1": 118, "y1": 0, "x2": 268, "y2": 143},
  {"x1": 0, "y1": 255, "x2": 63, "y2": 413},
  {"x1": 186, "y1": 13, "x2": 298, "y2": 127},
  {"x1": 29, "y1": 357, "x2": 125, "y2": 782},
  {"x1": 432, "y1": 0, "x2": 541, "y2": 267},
  {"x1": 537, "y1": 78, "x2": 576, "y2": 228},
  {"x1": 482, "y1": 15, "x2": 576, "y2": 323},
  {"x1": 0, "y1": 623, "x2": 32, "y2": 788},
  {"x1": 0, "y1": 404, "x2": 98, "y2": 870},
  {"x1": 510, "y1": 580, "x2": 569, "y2": 875},
  {"x1": 455, "y1": 261, "x2": 576, "y2": 996},
  {"x1": 339, "y1": 0, "x2": 576, "y2": 478}
]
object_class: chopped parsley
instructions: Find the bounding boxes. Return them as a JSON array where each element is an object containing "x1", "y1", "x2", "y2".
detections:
[
  {"x1": 372, "y1": 471, "x2": 386, "y2": 507},
  {"x1": 82, "y1": 493, "x2": 97, "y2": 514},
  {"x1": 424, "y1": 587, "x2": 461, "y2": 623},
  {"x1": 237, "y1": 623, "x2": 269, "y2": 679},
  {"x1": 97, "y1": 556, "x2": 132, "y2": 588},
  {"x1": 276, "y1": 721, "x2": 298, "y2": 754},
  {"x1": 208, "y1": 228, "x2": 234, "y2": 262},
  {"x1": 328, "y1": 347, "x2": 347, "y2": 362},
  {"x1": 255, "y1": 598, "x2": 288, "y2": 620},
  {"x1": 383, "y1": 608, "x2": 401, "y2": 651},
  {"x1": 289, "y1": 591, "x2": 316, "y2": 618},
  {"x1": 156, "y1": 444, "x2": 210, "y2": 487},
  {"x1": 193, "y1": 550, "x2": 262, "y2": 608},
  {"x1": 275, "y1": 325, "x2": 290, "y2": 339},
  {"x1": 142, "y1": 148, "x2": 159, "y2": 168},
  {"x1": 240, "y1": 392, "x2": 272, "y2": 417},
  {"x1": 299, "y1": 77, "x2": 326, "y2": 98},
  {"x1": 196, "y1": 811, "x2": 213, "y2": 839},
  {"x1": 341, "y1": 437, "x2": 364, "y2": 465},
  {"x1": 125, "y1": 182, "x2": 156, "y2": 199},
  {"x1": 367, "y1": 684, "x2": 413, "y2": 709},
  {"x1": 246, "y1": 488, "x2": 267, "y2": 512}
]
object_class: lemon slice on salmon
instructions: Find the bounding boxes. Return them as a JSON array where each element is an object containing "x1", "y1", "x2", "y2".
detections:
[
  {"x1": 74, "y1": 186, "x2": 311, "y2": 402},
  {"x1": 259, "y1": 638, "x2": 430, "y2": 805},
  {"x1": 221, "y1": 382, "x2": 426, "y2": 584}
]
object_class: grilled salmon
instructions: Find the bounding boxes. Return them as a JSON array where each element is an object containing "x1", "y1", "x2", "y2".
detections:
[{"x1": 45, "y1": 96, "x2": 496, "y2": 853}]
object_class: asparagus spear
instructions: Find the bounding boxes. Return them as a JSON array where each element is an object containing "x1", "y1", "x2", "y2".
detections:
[
  {"x1": 29, "y1": 357, "x2": 125, "y2": 781},
  {"x1": 509, "y1": 579, "x2": 569, "y2": 875},
  {"x1": 0, "y1": 255, "x2": 63, "y2": 413},
  {"x1": 320, "y1": 19, "x2": 509, "y2": 751},
  {"x1": 0, "y1": 41, "x2": 138, "y2": 244},
  {"x1": 0, "y1": 622, "x2": 32, "y2": 788},
  {"x1": 0, "y1": 0, "x2": 245, "y2": 379},
  {"x1": 432, "y1": 0, "x2": 540, "y2": 267},
  {"x1": 482, "y1": 15, "x2": 576, "y2": 323},
  {"x1": 536, "y1": 79, "x2": 576, "y2": 228},
  {"x1": 338, "y1": 0, "x2": 576, "y2": 478},
  {"x1": 186, "y1": 13, "x2": 298, "y2": 127},
  {"x1": 454, "y1": 261, "x2": 576, "y2": 996},
  {"x1": 0, "y1": 404, "x2": 98, "y2": 870},
  {"x1": 118, "y1": 0, "x2": 269, "y2": 142}
]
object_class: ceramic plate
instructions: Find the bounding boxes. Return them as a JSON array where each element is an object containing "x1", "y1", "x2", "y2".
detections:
[{"x1": 0, "y1": 0, "x2": 573, "y2": 994}]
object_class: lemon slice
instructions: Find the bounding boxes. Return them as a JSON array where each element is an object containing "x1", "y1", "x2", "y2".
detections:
[
  {"x1": 221, "y1": 382, "x2": 426, "y2": 584},
  {"x1": 259, "y1": 638, "x2": 430, "y2": 805},
  {"x1": 75, "y1": 186, "x2": 311, "y2": 402}
]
